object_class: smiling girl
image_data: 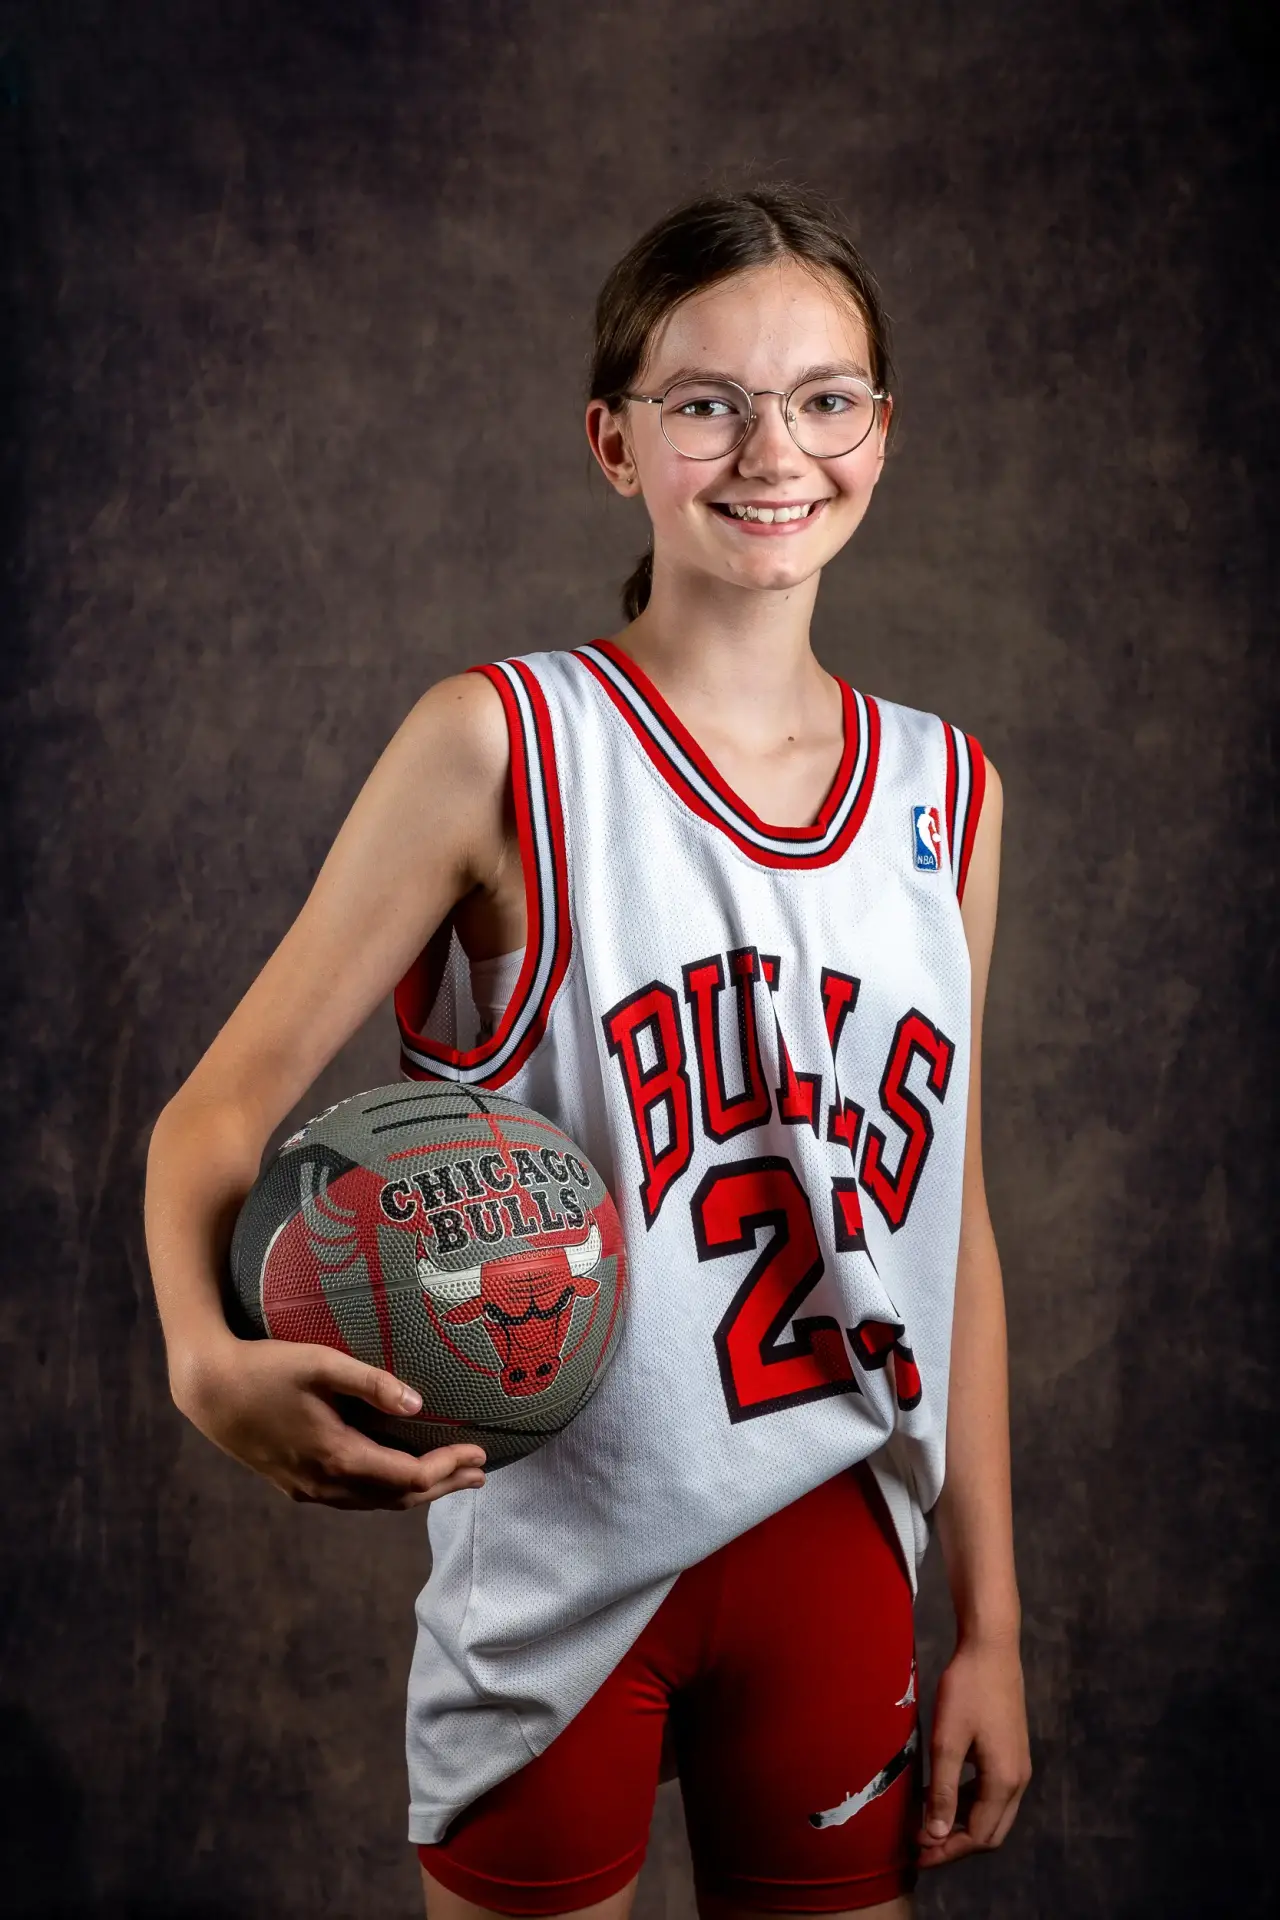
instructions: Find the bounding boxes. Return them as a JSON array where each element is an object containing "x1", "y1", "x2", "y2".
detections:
[{"x1": 145, "y1": 185, "x2": 1031, "y2": 1920}]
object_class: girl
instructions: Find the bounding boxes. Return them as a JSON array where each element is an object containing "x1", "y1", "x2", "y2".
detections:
[{"x1": 145, "y1": 185, "x2": 1031, "y2": 1920}]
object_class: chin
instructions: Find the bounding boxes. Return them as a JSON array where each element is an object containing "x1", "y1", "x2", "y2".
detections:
[{"x1": 737, "y1": 556, "x2": 823, "y2": 593}]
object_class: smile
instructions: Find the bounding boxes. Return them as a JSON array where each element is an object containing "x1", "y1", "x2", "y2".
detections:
[{"x1": 709, "y1": 499, "x2": 829, "y2": 533}]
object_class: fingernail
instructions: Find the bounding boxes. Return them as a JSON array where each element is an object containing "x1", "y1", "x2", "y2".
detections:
[
  {"x1": 928, "y1": 1817, "x2": 949, "y2": 1838},
  {"x1": 400, "y1": 1386, "x2": 422, "y2": 1412}
]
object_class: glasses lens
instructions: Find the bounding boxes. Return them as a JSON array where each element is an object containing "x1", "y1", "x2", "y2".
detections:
[
  {"x1": 659, "y1": 380, "x2": 751, "y2": 459},
  {"x1": 786, "y1": 377, "x2": 878, "y2": 457}
]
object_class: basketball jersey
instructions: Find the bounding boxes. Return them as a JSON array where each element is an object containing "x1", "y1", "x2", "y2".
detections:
[{"x1": 395, "y1": 642, "x2": 986, "y2": 1846}]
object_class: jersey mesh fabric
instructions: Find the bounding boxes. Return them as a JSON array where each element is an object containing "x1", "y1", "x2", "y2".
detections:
[{"x1": 401, "y1": 647, "x2": 983, "y2": 1846}]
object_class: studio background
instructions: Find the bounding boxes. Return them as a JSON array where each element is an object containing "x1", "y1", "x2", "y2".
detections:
[{"x1": 1, "y1": 3, "x2": 1275, "y2": 1917}]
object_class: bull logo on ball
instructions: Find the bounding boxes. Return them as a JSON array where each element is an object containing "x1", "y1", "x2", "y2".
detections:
[{"x1": 414, "y1": 1222, "x2": 603, "y2": 1397}]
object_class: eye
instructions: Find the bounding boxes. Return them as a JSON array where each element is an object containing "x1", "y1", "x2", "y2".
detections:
[
  {"x1": 657, "y1": 381, "x2": 751, "y2": 457},
  {"x1": 787, "y1": 380, "x2": 878, "y2": 456},
  {"x1": 674, "y1": 396, "x2": 737, "y2": 419},
  {"x1": 802, "y1": 389, "x2": 856, "y2": 416},
  {"x1": 661, "y1": 381, "x2": 749, "y2": 420}
]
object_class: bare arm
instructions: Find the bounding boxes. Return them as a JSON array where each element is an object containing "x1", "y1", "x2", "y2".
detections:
[
  {"x1": 917, "y1": 763, "x2": 1034, "y2": 1864},
  {"x1": 144, "y1": 670, "x2": 518, "y2": 1510}
]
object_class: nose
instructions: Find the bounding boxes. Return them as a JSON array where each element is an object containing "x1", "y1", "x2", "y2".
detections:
[{"x1": 735, "y1": 392, "x2": 806, "y2": 479}]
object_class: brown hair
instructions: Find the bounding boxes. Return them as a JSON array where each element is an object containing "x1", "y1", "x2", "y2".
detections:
[{"x1": 589, "y1": 184, "x2": 895, "y2": 621}]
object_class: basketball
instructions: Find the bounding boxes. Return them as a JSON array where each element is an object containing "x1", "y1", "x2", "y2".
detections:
[{"x1": 227, "y1": 1082, "x2": 628, "y2": 1466}]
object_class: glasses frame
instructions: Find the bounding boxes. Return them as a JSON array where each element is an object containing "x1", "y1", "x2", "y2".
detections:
[{"x1": 622, "y1": 374, "x2": 890, "y2": 462}]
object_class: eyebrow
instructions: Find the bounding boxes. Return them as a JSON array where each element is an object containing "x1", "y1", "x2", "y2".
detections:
[{"x1": 647, "y1": 359, "x2": 873, "y2": 388}]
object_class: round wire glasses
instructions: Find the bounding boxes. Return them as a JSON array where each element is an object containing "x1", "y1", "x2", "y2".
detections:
[{"x1": 623, "y1": 373, "x2": 889, "y2": 461}]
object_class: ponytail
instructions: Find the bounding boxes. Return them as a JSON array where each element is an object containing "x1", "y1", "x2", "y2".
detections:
[{"x1": 621, "y1": 548, "x2": 653, "y2": 620}]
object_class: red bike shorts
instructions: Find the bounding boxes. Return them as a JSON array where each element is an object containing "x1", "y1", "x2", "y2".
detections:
[{"x1": 417, "y1": 1462, "x2": 921, "y2": 1915}]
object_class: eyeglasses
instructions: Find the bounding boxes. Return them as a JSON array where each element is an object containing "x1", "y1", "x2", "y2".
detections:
[{"x1": 623, "y1": 374, "x2": 889, "y2": 461}]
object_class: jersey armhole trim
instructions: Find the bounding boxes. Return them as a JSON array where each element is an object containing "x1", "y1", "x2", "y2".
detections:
[
  {"x1": 393, "y1": 660, "x2": 572, "y2": 1086},
  {"x1": 943, "y1": 722, "x2": 987, "y2": 904}
]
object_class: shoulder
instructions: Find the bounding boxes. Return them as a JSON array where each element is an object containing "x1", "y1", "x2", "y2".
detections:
[
  {"x1": 366, "y1": 671, "x2": 516, "y2": 890},
  {"x1": 967, "y1": 752, "x2": 1004, "y2": 865},
  {"x1": 959, "y1": 757, "x2": 1003, "y2": 971},
  {"x1": 394, "y1": 647, "x2": 587, "y2": 785},
  {"x1": 396, "y1": 668, "x2": 512, "y2": 788}
]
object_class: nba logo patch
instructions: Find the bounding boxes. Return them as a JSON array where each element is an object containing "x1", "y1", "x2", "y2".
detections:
[{"x1": 912, "y1": 805, "x2": 942, "y2": 872}]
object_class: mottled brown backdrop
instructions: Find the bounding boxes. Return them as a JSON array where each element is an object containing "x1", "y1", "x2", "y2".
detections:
[{"x1": 1, "y1": 2, "x2": 1276, "y2": 1916}]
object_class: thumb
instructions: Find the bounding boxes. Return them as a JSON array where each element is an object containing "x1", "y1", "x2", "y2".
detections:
[
  {"x1": 924, "y1": 1739, "x2": 963, "y2": 1842},
  {"x1": 308, "y1": 1351, "x2": 423, "y2": 1417}
]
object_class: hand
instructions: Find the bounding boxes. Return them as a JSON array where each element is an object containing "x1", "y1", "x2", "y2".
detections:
[
  {"x1": 917, "y1": 1632, "x2": 1032, "y2": 1869},
  {"x1": 171, "y1": 1335, "x2": 487, "y2": 1510}
]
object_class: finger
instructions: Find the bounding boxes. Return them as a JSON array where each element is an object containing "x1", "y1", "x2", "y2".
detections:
[
  {"x1": 406, "y1": 1463, "x2": 488, "y2": 1506},
  {"x1": 987, "y1": 1776, "x2": 1030, "y2": 1850},
  {"x1": 921, "y1": 1739, "x2": 966, "y2": 1844},
  {"x1": 963, "y1": 1774, "x2": 1015, "y2": 1850},
  {"x1": 416, "y1": 1441, "x2": 490, "y2": 1481},
  {"x1": 305, "y1": 1355, "x2": 487, "y2": 1467},
  {"x1": 315, "y1": 1471, "x2": 484, "y2": 1511},
  {"x1": 306, "y1": 1351, "x2": 431, "y2": 1421},
  {"x1": 916, "y1": 1830, "x2": 981, "y2": 1870},
  {"x1": 332, "y1": 1433, "x2": 487, "y2": 1491},
  {"x1": 312, "y1": 1443, "x2": 487, "y2": 1512},
  {"x1": 295, "y1": 1456, "x2": 486, "y2": 1510},
  {"x1": 920, "y1": 1773, "x2": 1023, "y2": 1864}
]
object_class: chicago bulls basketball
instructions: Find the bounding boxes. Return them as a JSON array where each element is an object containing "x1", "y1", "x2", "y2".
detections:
[
  {"x1": 227, "y1": 1083, "x2": 628, "y2": 1464},
  {"x1": 145, "y1": 183, "x2": 1031, "y2": 1920}
]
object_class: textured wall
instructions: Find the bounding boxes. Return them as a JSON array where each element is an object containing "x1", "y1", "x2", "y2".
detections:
[{"x1": 1, "y1": 2, "x2": 1276, "y2": 1916}]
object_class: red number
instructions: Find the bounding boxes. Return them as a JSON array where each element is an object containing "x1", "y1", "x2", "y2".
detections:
[{"x1": 691, "y1": 1157, "x2": 859, "y2": 1422}]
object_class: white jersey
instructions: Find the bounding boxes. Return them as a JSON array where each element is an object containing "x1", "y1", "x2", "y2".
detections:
[{"x1": 395, "y1": 642, "x2": 986, "y2": 1845}]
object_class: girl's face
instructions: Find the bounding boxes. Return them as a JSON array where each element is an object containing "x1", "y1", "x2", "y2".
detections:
[{"x1": 587, "y1": 258, "x2": 892, "y2": 600}]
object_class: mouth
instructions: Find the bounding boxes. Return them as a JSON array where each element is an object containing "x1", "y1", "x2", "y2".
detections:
[{"x1": 708, "y1": 498, "x2": 830, "y2": 532}]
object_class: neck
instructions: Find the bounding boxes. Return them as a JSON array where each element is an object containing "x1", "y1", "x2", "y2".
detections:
[{"x1": 615, "y1": 556, "x2": 829, "y2": 734}]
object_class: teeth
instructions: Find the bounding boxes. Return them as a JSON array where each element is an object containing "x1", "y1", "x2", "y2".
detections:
[{"x1": 726, "y1": 503, "x2": 814, "y2": 522}]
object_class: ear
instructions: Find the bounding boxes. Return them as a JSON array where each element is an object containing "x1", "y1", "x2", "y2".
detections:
[
  {"x1": 585, "y1": 398, "x2": 642, "y2": 497},
  {"x1": 874, "y1": 393, "x2": 894, "y2": 469}
]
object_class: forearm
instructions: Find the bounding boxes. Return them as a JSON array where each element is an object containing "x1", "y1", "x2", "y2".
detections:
[
  {"x1": 934, "y1": 1204, "x2": 1021, "y2": 1645},
  {"x1": 144, "y1": 1092, "x2": 266, "y2": 1405}
]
